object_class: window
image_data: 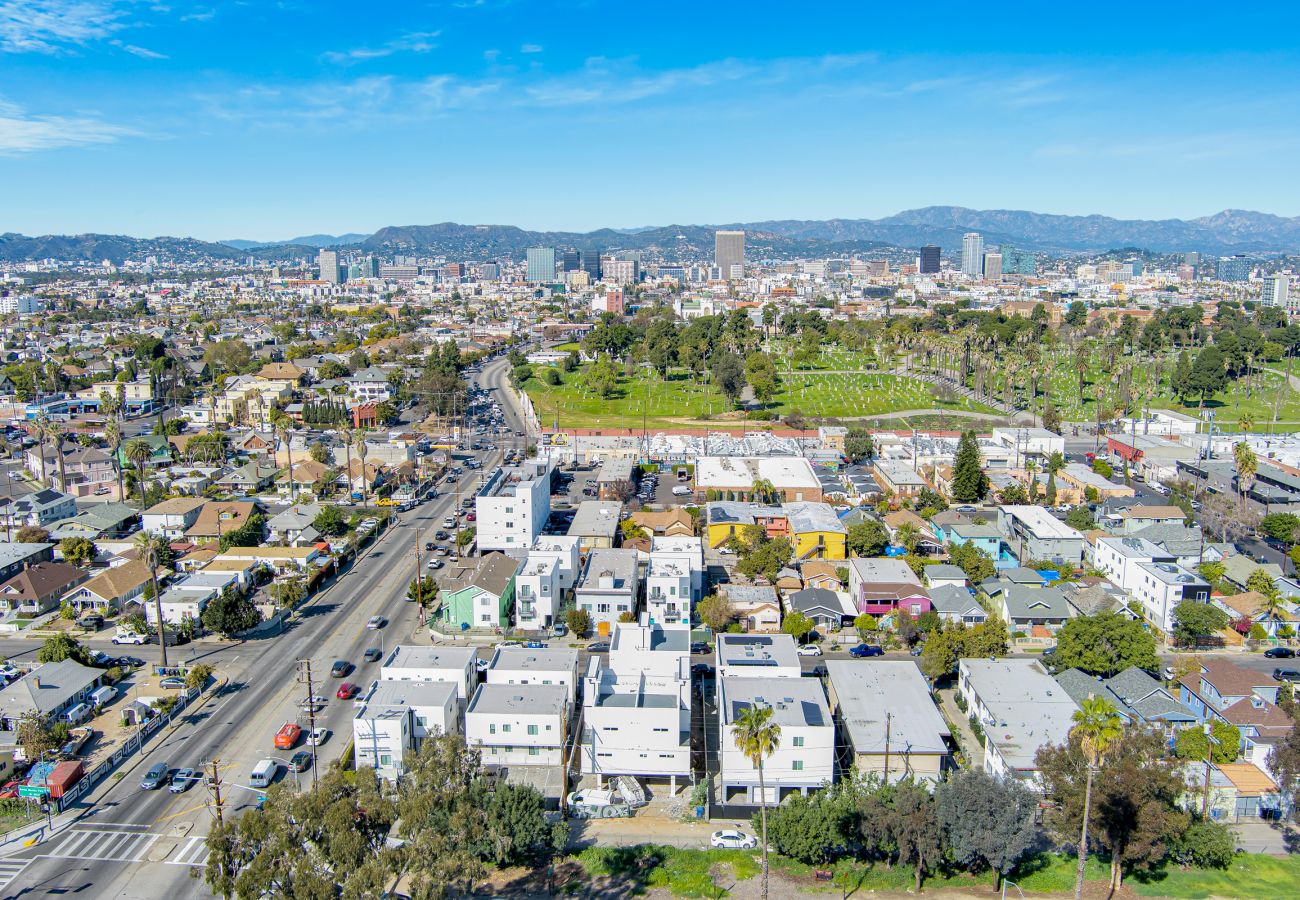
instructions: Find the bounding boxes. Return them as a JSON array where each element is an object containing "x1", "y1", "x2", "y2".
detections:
[
  {"x1": 379, "y1": 754, "x2": 392, "y2": 767},
  {"x1": 528, "y1": 746, "x2": 540, "y2": 757},
  {"x1": 527, "y1": 724, "x2": 538, "y2": 735},
  {"x1": 792, "y1": 736, "x2": 804, "y2": 748},
  {"x1": 792, "y1": 760, "x2": 804, "y2": 771},
  {"x1": 489, "y1": 724, "x2": 496, "y2": 734},
  {"x1": 502, "y1": 724, "x2": 511, "y2": 733}
]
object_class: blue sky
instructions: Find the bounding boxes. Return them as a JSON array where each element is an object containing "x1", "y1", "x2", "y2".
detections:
[{"x1": 3, "y1": 1, "x2": 1300, "y2": 240}]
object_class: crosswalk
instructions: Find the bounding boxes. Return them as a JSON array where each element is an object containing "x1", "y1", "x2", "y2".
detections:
[
  {"x1": 170, "y1": 835, "x2": 210, "y2": 868},
  {"x1": 44, "y1": 827, "x2": 160, "y2": 863},
  {"x1": 0, "y1": 858, "x2": 31, "y2": 892}
]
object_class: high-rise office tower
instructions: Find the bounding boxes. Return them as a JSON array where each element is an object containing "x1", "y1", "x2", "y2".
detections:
[
  {"x1": 561, "y1": 248, "x2": 582, "y2": 272},
  {"x1": 526, "y1": 247, "x2": 557, "y2": 283},
  {"x1": 999, "y1": 246, "x2": 1037, "y2": 276},
  {"x1": 715, "y1": 230, "x2": 745, "y2": 279},
  {"x1": 318, "y1": 249, "x2": 341, "y2": 284},
  {"x1": 582, "y1": 251, "x2": 602, "y2": 281},
  {"x1": 1265, "y1": 273, "x2": 1292, "y2": 308},
  {"x1": 1217, "y1": 255, "x2": 1251, "y2": 282},
  {"x1": 960, "y1": 233, "x2": 984, "y2": 277},
  {"x1": 918, "y1": 245, "x2": 941, "y2": 274},
  {"x1": 982, "y1": 252, "x2": 1002, "y2": 281}
]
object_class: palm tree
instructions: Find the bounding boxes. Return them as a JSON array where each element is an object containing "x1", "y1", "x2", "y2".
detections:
[
  {"x1": 895, "y1": 521, "x2": 919, "y2": 554},
  {"x1": 33, "y1": 415, "x2": 50, "y2": 487},
  {"x1": 751, "y1": 477, "x2": 777, "y2": 505},
  {"x1": 45, "y1": 421, "x2": 67, "y2": 493},
  {"x1": 1070, "y1": 695, "x2": 1123, "y2": 900},
  {"x1": 271, "y1": 411, "x2": 296, "y2": 503},
  {"x1": 103, "y1": 418, "x2": 126, "y2": 504},
  {"x1": 1234, "y1": 440, "x2": 1258, "y2": 516},
  {"x1": 354, "y1": 433, "x2": 370, "y2": 509},
  {"x1": 1024, "y1": 458, "x2": 1038, "y2": 499},
  {"x1": 732, "y1": 703, "x2": 781, "y2": 900},
  {"x1": 134, "y1": 532, "x2": 168, "y2": 669},
  {"x1": 124, "y1": 438, "x2": 154, "y2": 509}
]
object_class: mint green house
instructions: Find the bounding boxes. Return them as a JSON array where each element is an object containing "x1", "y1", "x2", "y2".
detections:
[{"x1": 438, "y1": 552, "x2": 520, "y2": 630}]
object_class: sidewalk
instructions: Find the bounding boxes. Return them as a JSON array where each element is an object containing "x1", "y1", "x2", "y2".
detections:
[{"x1": 937, "y1": 688, "x2": 983, "y2": 770}]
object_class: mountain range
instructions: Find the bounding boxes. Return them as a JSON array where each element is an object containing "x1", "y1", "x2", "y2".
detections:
[{"x1": 6, "y1": 207, "x2": 1300, "y2": 265}]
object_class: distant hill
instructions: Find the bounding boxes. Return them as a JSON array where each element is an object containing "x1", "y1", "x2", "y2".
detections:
[{"x1": 7, "y1": 207, "x2": 1300, "y2": 265}]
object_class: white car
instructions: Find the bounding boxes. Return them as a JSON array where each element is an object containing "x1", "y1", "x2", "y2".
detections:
[
  {"x1": 306, "y1": 728, "x2": 330, "y2": 747},
  {"x1": 710, "y1": 830, "x2": 758, "y2": 850},
  {"x1": 367, "y1": 616, "x2": 386, "y2": 630},
  {"x1": 797, "y1": 644, "x2": 823, "y2": 657},
  {"x1": 671, "y1": 485, "x2": 693, "y2": 496}
]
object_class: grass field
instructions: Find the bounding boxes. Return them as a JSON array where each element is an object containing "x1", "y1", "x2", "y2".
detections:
[{"x1": 520, "y1": 365, "x2": 998, "y2": 430}]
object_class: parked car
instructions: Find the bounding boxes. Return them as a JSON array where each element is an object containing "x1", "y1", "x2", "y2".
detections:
[
  {"x1": 551, "y1": 622, "x2": 568, "y2": 637},
  {"x1": 475, "y1": 657, "x2": 490, "y2": 673},
  {"x1": 691, "y1": 663, "x2": 714, "y2": 678},
  {"x1": 169, "y1": 768, "x2": 199, "y2": 793},
  {"x1": 362, "y1": 648, "x2": 382, "y2": 663},
  {"x1": 159, "y1": 676, "x2": 186, "y2": 690},
  {"x1": 1273, "y1": 668, "x2": 1300, "y2": 683},
  {"x1": 427, "y1": 558, "x2": 443, "y2": 570},
  {"x1": 586, "y1": 641, "x2": 610, "y2": 654},
  {"x1": 803, "y1": 664, "x2": 829, "y2": 678},
  {"x1": 330, "y1": 660, "x2": 352, "y2": 678},
  {"x1": 671, "y1": 485, "x2": 693, "y2": 496},
  {"x1": 796, "y1": 644, "x2": 823, "y2": 657},
  {"x1": 1264, "y1": 647, "x2": 1296, "y2": 659},
  {"x1": 711, "y1": 830, "x2": 758, "y2": 850},
  {"x1": 849, "y1": 644, "x2": 884, "y2": 658},
  {"x1": 690, "y1": 641, "x2": 710, "y2": 655},
  {"x1": 140, "y1": 762, "x2": 170, "y2": 790}
]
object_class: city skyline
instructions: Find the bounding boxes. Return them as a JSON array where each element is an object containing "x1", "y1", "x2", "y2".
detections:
[{"x1": 4, "y1": 2, "x2": 1300, "y2": 238}]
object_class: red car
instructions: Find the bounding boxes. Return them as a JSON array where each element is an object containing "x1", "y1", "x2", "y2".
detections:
[
  {"x1": 466, "y1": 512, "x2": 476, "y2": 522},
  {"x1": 0, "y1": 780, "x2": 22, "y2": 799},
  {"x1": 336, "y1": 682, "x2": 358, "y2": 699}
]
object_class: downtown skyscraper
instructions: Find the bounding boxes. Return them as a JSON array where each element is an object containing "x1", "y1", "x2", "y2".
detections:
[{"x1": 714, "y1": 230, "x2": 745, "y2": 279}]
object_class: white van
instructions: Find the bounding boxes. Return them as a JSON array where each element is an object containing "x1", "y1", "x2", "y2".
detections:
[
  {"x1": 63, "y1": 702, "x2": 92, "y2": 725},
  {"x1": 250, "y1": 759, "x2": 279, "y2": 788},
  {"x1": 90, "y1": 685, "x2": 116, "y2": 708}
]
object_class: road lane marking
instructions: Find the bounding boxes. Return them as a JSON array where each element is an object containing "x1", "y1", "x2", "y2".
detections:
[{"x1": 0, "y1": 858, "x2": 31, "y2": 891}]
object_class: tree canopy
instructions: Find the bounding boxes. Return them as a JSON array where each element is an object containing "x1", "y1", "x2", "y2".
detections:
[{"x1": 1050, "y1": 612, "x2": 1159, "y2": 677}]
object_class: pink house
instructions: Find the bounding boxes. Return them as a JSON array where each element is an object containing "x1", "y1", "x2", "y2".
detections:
[{"x1": 848, "y1": 557, "x2": 932, "y2": 617}]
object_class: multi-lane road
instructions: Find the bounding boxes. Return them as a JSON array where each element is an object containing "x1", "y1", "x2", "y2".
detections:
[{"x1": 0, "y1": 355, "x2": 524, "y2": 899}]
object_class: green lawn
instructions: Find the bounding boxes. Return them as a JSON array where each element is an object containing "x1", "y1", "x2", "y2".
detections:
[{"x1": 520, "y1": 366, "x2": 998, "y2": 430}]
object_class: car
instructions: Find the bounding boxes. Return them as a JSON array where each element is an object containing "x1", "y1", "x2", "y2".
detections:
[
  {"x1": 803, "y1": 664, "x2": 829, "y2": 678},
  {"x1": 1264, "y1": 647, "x2": 1296, "y2": 659},
  {"x1": 849, "y1": 644, "x2": 884, "y2": 658},
  {"x1": 290, "y1": 751, "x2": 313, "y2": 773},
  {"x1": 434, "y1": 530, "x2": 450, "y2": 540},
  {"x1": 0, "y1": 779, "x2": 22, "y2": 799},
  {"x1": 274, "y1": 723, "x2": 302, "y2": 749},
  {"x1": 690, "y1": 641, "x2": 710, "y2": 655},
  {"x1": 691, "y1": 662, "x2": 714, "y2": 678},
  {"x1": 718, "y1": 547, "x2": 735, "y2": 555},
  {"x1": 427, "y1": 558, "x2": 443, "y2": 569},
  {"x1": 336, "y1": 682, "x2": 359, "y2": 699},
  {"x1": 552, "y1": 622, "x2": 568, "y2": 637},
  {"x1": 442, "y1": 517, "x2": 456, "y2": 528},
  {"x1": 300, "y1": 694, "x2": 326, "y2": 710},
  {"x1": 140, "y1": 762, "x2": 171, "y2": 790},
  {"x1": 305, "y1": 728, "x2": 331, "y2": 749},
  {"x1": 367, "y1": 615, "x2": 386, "y2": 630},
  {"x1": 466, "y1": 512, "x2": 476, "y2": 522},
  {"x1": 330, "y1": 660, "x2": 352, "y2": 678},
  {"x1": 496, "y1": 640, "x2": 522, "y2": 649},
  {"x1": 363, "y1": 648, "x2": 382, "y2": 663},
  {"x1": 1272, "y1": 668, "x2": 1300, "y2": 683},
  {"x1": 159, "y1": 676, "x2": 186, "y2": 690},
  {"x1": 425, "y1": 542, "x2": 435, "y2": 551},
  {"x1": 114, "y1": 656, "x2": 145, "y2": 668},
  {"x1": 475, "y1": 657, "x2": 490, "y2": 673},
  {"x1": 671, "y1": 485, "x2": 693, "y2": 496},
  {"x1": 711, "y1": 830, "x2": 758, "y2": 850},
  {"x1": 586, "y1": 641, "x2": 610, "y2": 653},
  {"x1": 169, "y1": 768, "x2": 199, "y2": 793},
  {"x1": 796, "y1": 644, "x2": 823, "y2": 657}
]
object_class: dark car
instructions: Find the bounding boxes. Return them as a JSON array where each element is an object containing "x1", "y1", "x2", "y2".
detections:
[
  {"x1": 850, "y1": 644, "x2": 885, "y2": 658},
  {"x1": 290, "y1": 751, "x2": 313, "y2": 773},
  {"x1": 330, "y1": 660, "x2": 352, "y2": 678},
  {"x1": 1273, "y1": 668, "x2": 1300, "y2": 683},
  {"x1": 690, "y1": 641, "x2": 710, "y2": 655},
  {"x1": 803, "y1": 664, "x2": 828, "y2": 678},
  {"x1": 363, "y1": 648, "x2": 382, "y2": 663},
  {"x1": 1264, "y1": 647, "x2": 1296, "y2": 659},
  {"x1": 586, "y1": 641, "x2": 610, "y2": 654},
  {"x1": 425, "y1": 542, "x2": 435, "y2": 551},
  {"x1": 114, "y1": 656, "x2": 145, "y2": 668},
  {"x1": 691, "y1": 662, "x2": 714, "y2": 678}
]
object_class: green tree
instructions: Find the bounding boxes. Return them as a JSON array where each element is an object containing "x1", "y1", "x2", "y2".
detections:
[
  {"x1": 134, "y1": 531, "x2": 169, "y2": 668},
  {"x1": 38, "y1": 633, "x2": 92, "y2": 665},
  {"x1": 1174, "y1": 720, "x2": 1240, "y2": 765},
  {"x1": 737, "y1": 536, "x2": 793, "y2": 583},
  {"x1": 697, "y1": 593, "x2": 734, "y2": 633},
  {"x1": 844, "y1": 428, "x2": 874, "y2": 463},
  {"x1": 1065, "y1": 300, "x2": 1088, "y2": 327},
  {"x1": 1173, "y1": 600, "x2": 1230, "y2": 647},
  {"x1": 781, "y1": 610, "x2": 815, "y2": 643},
  {"x1": 936, "y1": 769, "x2": 1038, "y2": 891},
  {"x1": 1189, "y1": 345, "x2": 1229, "y2": 407},
  {"x1": 1051, "y1": 612, "x2": 1159, "y2": 676},
  {"x1": 456, "y1": 526, "x2": 475, "y2": 550},
  {"x1": 200, "y1": 589, "x2": 262, "y2": 637},
  {"x1": 185, "y1": 662, "x2": 214, "y2": 691},
  {"x1": 1260, "y1": 513, "x2": 1300, "y2": 543},
  {"x1": 947, "y1": 540, "x2": 995, "y2": 583},
  {"x1": 744, "y1": 352, "x2": 781, "y2": 405},
  {"x1": 733, "y1": 703, "x2": 781, "y2": 900},
  {"x1": 15, "y1": 712, "x2": 61, "y2": 761},
  {"x1": 853, "y1": 612, "x2": 877, "y2": 635},
  {"x1": 407, "y1": 574, "x2": 437, "y2": 612},
  {"x1": 761, "y1": 788, "x2": 855, "y2": 864},
  {"x1": 565, "y1": 607, "x2": 591, "y2": 637},
  {"x1": 951, "y1": 430, "x2": 989, "y2": 502},
  {"x1": 711, "y1": 351, "x2": 747, "y2": 407},
  {"x1": 1245, "y1": 567, "x2": 1276, "y2": 596},
  {"x1": 59, "y1": 536, "x2": 97, "y2": 567},
  {"x1": 1057, "y1": 696, "x2": 1124, "y2": 900},
  {"x1": 14, "y1": 525, "x2": 49, "y2": 543},
  {"x1": 846, "y1": 520, "x2": 887, "y2": 557},
  {"x1": 312, "y1": 504, "x2": 347, "y2": 537},
  {"x1": 1065, "y1": 506, "x2": 1095, "y2": 530}
]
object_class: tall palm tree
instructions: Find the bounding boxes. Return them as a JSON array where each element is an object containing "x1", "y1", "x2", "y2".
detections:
[
  {"x1": 134, "y1": 532, "x2": 168, "y2": 669},
  {"x1": 271, "y1": 411, "x2": 296, "y2": 503},
  {"x1": 1024, "y1": 458, "x2": 1038, "y2": 499},
  {"x1": 732, "y1": 703, "x2": 781, "y2": 900},
  {"x1": 102, "y1": 408, "x2": 126, "y2": 503},
  {"x1": 355, "y1": 434, "x2": 371, "y2": 509},
  {"x1": 45, "y1": 421, "x2": 66, "y2": 493},
  {"x1": 33, "y1": 415, "x2": 50, "y2": 487},
  {"x1": 1234, "y1": 440, "x2": 1258, "y2": 516},
  {"x1": 124, "y1": 437, "x2": 155, "y2": 508},
  {"x1": 1070, "y1": 696, "x2": 1123, "y2": 900}
]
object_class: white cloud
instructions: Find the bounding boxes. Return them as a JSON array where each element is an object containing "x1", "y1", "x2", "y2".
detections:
[
  {"x1": 111, "y1": 39, "x2": 166, "y2": 59},
  {"x1": 0, "y1": 0, "x2": 127, "y2": 53},
  {"x1": 520, "y1": 42, "x2": 541, "y2": 53},
  {"x1": 0, "y1": 98, "x2": 138, "y2": 151},
  {"x1": 323, "y1": 29, "x2": 441, "y2": 64}
]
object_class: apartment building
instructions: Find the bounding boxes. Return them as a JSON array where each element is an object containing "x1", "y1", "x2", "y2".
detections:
[
  {"x1": 485, "y1": 647, "x2": 580, "y2": 704},
  {"x1": 574, "y1": 548, "x2": 639, "y2": 631},
  {"x1": 353, "y1": 680, "x2": 458, "y2": 781},
  {"x1": 465, "y1": 683, "x2": 570, "y2": 768},
  {"x1": 718, "y1": 676, "x2": 834, "y2": 804},
  {"x1": 379, "y1": 645, "x2": 478, "y2": 702},
  {"x1": 513, "y1": 535, "x2": 581, "y2": 630},
  {"x1": 958, "y1": 658, "x2": 1078, "y2": 787},
  {"x1": 476, "y1": 460, "x2": 553, "y2": 552}
]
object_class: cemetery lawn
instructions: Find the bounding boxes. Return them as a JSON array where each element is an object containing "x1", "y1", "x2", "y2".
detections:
[{"x1": 521, "y1": 366, "x2": 999, "y2": 431}]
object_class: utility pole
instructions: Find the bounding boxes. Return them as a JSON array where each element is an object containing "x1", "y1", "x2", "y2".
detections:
[
  {"x1": 207, "y1": 758, "x2": 225, "y2": 827},
  {"x1": 297, "y1": 659, "x2": 319, "y2": 786},
  {"x1": 414, "y1": 520, "x2": 425, "y2": 624},
  {"x1": 882, "y1": 712, "x2": 892, "y2": 784}
]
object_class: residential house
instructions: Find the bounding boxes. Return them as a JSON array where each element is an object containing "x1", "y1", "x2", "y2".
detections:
[
  {"x1": 927, "y1": 584, "x2": 987, "y2": 625},
  {"x1": 566, "y1": 501, "x2": 622, "y2": 553},
  {"x1": 1094, "y1": 536, "x2": 1175, "y2": 592},
  {"x1": 801, "y1": 560, "x2": 844, "y2": 592},
  {"x1": 213, "y1": 462, "x2": 279, "y2": 494},
  {"x1": 477, "y1": 461, "x2": 553, "y2": 553},
  {"x1": 353, "y1": 680, "x2": 458, "y2": 781},
  {"x1": 785, "y1": 587, "x2": 853, "y2": 633},
  {"x1": 826, "y1": 660, "x2": 952, "y2": 783},
  {"x1": 1213, "y1": 591, "x2": 1300, "y2": 639},
  {"x1": 628, "y1": 509, "x2": 694, "y2": 537},
  {"x1": 0, "y1": 659, "x2": 103, "y2": 728},
  {"x1": 0, "y1": 543, "x2": 54, "y2": 582},
  {"x1": 61, "y1": 558, "x2": 153, "y2": 613},
  {"x1": 1054, "y1": 666, "x2": 1196, "y2": 728},
  {"x1": 705, "y1": 502, "x2": 788, "y2": 550},
  {"x1": 715, "y1": 633, "x2": 802, "y2": 679},
  {"x1": 0, "y1": 489, "x2": 77, "y2": 529},
  {"x1": 872, "y1": 460, "x2": 929, "y2": 498},
  {"x1": 650, "y1": 536, "x2": 704, "y2": 600},
  {"x1": 718, "y1": 584, "x2": 782, "y2": 633},
  {"x1": 574, "y1": 548, "x2": 639, "y2": 632},
  {"x1": 486, "y1": 647, "x2": 581, "y2": 704},
  {"x1": 847, "y1": 557, "x2": 930, "y2": 617},
  {"x1": 645, "y1": 553, "x2": 693, "y2": 626},
  {"x1": 0, "y1": 562, "x2": 87, "y2": 616},
  {"x1": 1057, "y1": 463, "x2": 1134, "y2": 504},
  {"x1": 783, "y1": 501, "x2": 848, "y2": 561},
  {"x1": 1133, "y1": 562, "x2": 1211, "y2": 635},
  {"x1": 464, "y1": 683, "x2": 570, "y2": 768},
  {"x1": 266, "y1": 503, "x2": 325, "y2": 546},
  {"x1": 718, "y1": 676, "x2": 834, "y2": 803},
  {"x1": 47, "y1": 503, "x2": 138, "y2": 541},
  {"x1": 142, "y1": 498, "x2": 207, "y2": 540},
  {"x1": 185, "y1": 501, "x2": 260, "y2": 543},
  {"x1": 514, "y1": 536, "x2": 581, "y2": 631},
  {"x1": 437, "y1": 552, "x2": 521, "y2": 630},
  {"x1": 983, "y1": 582, "x2": 1072, "y2": 636},
  {"x1": 932, "y1": 509, "x2": 1004, "y2": 559},
  {"x1": 1116, "y1": 505, "x2": 1190, "y2": 533},
  {"x1": 958, "y1": 658, "x2": 1079, "y2": 786},
  {"x1": 379, "y1": 645, "x2": 478, "y2": 702},
  {"x1": 215, "y1": 546, "x2": 321, "y2": 576},
  {"x1": 1221, "y1": 557, "x2": 1284, "y2": 595},
  {"x1": 997, "y1": 506, "x2": 1085, "y2": 567},
  {"x1": 1178, "y1": 659, "x2": 1294, "y2": 748},
  {"x1": 580, "y1": 619, "x2": 692, "y2": 792}
]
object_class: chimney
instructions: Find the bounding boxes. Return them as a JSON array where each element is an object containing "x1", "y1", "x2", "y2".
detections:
[{"x1": 32, "y1": 676, "x2": 39, "y2": 688}]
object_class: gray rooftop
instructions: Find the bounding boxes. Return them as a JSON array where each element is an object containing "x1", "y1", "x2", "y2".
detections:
[
  {"x1": 720, "y1": 676, "x2": 830, "y2": 727},
  {"x1": 826, "y1": 660, "x2": 950, "y2": 754},
  {"x1": 381, "y1": 645, "x2": 477, "y2": 671},
  {"x1": 568, "y1": 501, "x2": 623, "y2": 538},
  {"x1": 359, "y1": 679, "x2": 457, "y2": 713},
  {"x1": 960, "y1": 658, "x2": 1078, "y2": 770},
  {"x1": 489, "y1": 647, "x2": 579, "y2": 673},
  {"x1": 716, "y1": 633, "x2": 801, "y2": 670},
  {"x1": 467, "y1": 683, "x2": 568, "y2": 716},
  {"x1": 0, "y1": 659, "x2": 100, "y2": 719},
  {"x1": 0, "y1": 542, "x2": 52, "y2": 570}
]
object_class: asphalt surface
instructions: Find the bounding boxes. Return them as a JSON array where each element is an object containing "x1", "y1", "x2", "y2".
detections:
[{"x1": 0, "y1": 355, "x2": 522, "y2": 899}]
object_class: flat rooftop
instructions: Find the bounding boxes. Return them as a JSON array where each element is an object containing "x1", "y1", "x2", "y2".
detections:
[
  {"x1": 719, "y1": 676, "x2": 830, "y2": 727},
  {"x1": 381, "y1": 645, "x2": 477, "y2": 671},
  {"x1": 359, "y1": 679, "x2": 457, "y2": 712},
  {"x1": 467, "y1": 683, "x2": 568, "y2": 716},
  {"x1": 716, "y1": 633, "x2": 800, "y2": 670},
  {"x1": 826, "y1": 660, "x2": 950, "y2": 755},
  {"x1": 960, "y1": 658, "x2": 1078, "y2": 770},
  {"x1": 489, "y1": 647, "x2": 579, "y2": 673}
]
